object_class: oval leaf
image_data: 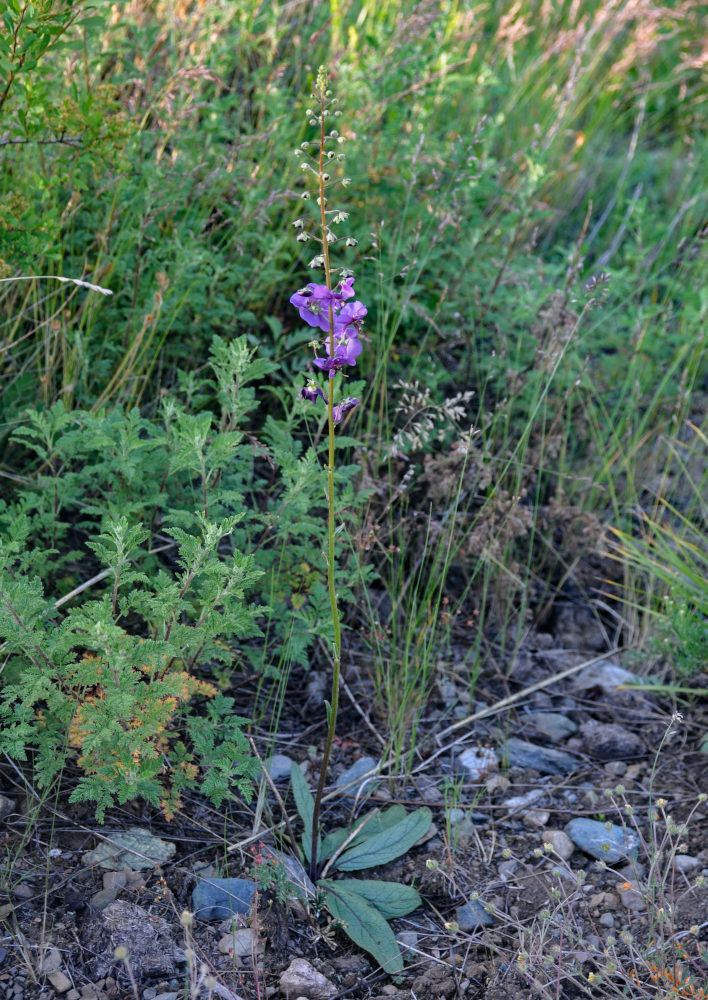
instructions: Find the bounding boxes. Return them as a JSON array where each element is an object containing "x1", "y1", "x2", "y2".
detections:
[
  {"x1": 290, "y1": 762, "x2": 316, "y2": 863},
  {"x1": 333, "y1": 878, "x2": 422, "y2": 919},
  {"x1": 320, "y1": 880, "x2": 403, "y2": 974},
  {"x1": 335, "y1": 807, "x2": 432, "y2": 872}
]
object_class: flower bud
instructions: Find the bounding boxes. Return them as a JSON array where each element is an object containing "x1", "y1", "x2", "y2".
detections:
[
  {"x1": 301, "y1": 192, "x2": 310, "y2": 199},
  {"x1": 346, "y1": 237, "x2": 358, "y2": 247},
  {"x1": 296, "y1": 233, "x2": 309, "y2": 242}
]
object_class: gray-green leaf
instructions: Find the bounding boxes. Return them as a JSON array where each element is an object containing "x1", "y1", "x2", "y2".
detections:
[
  {"x1": 320, "y1": 880, "x2": 404, "y2": 974},
  {"x1": 290, "y1": 762, "x2": 316, "y2": 863},
  {"x1": 332, "y1": 879, "x2": 422, "y2": 919},
  {"x1": 335, "y1": 807, "x2": 432, "y2": 872}
]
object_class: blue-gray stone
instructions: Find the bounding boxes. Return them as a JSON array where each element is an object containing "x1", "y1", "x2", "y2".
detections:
[
  {"x1": 267, "y1": 754, "x2": 294, "y2": 783},
  {"x1": 335, "y1": 757, "x2": 379, "y2": 799},
  {"x1": 499, "y1": 738, "x2": 581, "y2": 775},
  {"x1": 564, "y1": 818, "x2": 640, "y2": 864},
  {"x1": 456, "y1": 900, "x2": 494, "y2": 929},
  {"x1": 192, "y1": 877, "x2": 256, "y2": 921},
  {"x1": 526, "y1": 712, "x2": 578, "y2": 742}
]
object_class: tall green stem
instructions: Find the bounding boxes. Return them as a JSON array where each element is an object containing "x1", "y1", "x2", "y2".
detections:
[{"x1": 309, "y1": 72, "x2": 342, "y2": 880}]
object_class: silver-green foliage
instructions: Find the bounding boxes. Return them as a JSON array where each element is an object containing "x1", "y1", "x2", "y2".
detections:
[{"x1": 291, "y1": 762, "x2": 431, "y2": 974}]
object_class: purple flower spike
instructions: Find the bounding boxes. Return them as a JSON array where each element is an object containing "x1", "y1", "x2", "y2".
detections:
[{"x1": 333, "y1": 398, "x2": 359, "y2": 424}]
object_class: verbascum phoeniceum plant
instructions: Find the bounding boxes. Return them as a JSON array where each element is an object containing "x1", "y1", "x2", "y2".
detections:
[
  {"x1": 290, "y1": 67, "x2": 367, "y2": 876},
  {"x1": 287, "y1": 69, "x2": 431, "y2": 976}
]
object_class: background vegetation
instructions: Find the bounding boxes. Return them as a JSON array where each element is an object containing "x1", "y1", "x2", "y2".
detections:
[{"x1": 0, "y1": 0, "x2": 706, "y2": 810}]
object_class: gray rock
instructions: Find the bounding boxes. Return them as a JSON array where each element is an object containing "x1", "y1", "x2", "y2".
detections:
[
  {"x1": 574, "y1": 661, "x2": 638, "y2": 693},
  {"x1": 396, "y1": 930, "x2": 418, "y2": 953},
  {"x1": 673, "y1": 855, "x2": 700, "y2": 873},
  {"x1": 542, "y1": 829, "x2": 575, "y2": 861},
  {"x1": 81, "y1": 900, "x2": 181, "y2": 981},
  {"x1": 456, "y1": 900, "x2": 494, "y2": 929},
  {"x1": 218, "y1": 927, "x2": 262, "y2": 958},
  {"x1": 280, "y1": 957, "x2": 336, "y2": 999},
  {"x1": 456, "y1": 746, "x2": 498, "y2": 781},
  {"x1": 498, "y1": 859, "x2": 518, "y2": 880},
  {"x1": 0, "y1": 795, "x2": 15, "y2": 822},
  {"x1": 91, "y1": 887, "x2": 121, "y2": 911},
  {"x1": 267, "y1": 754, "x2": 294, "y2": 783},
  {"x1": 83, "y1": 827, "x2": 176, "y2": 871},
  {"x1": 599, "y1": 912, "x2": 615, "y2": 928},
  {"x1": 525, "y1": 712, "x2": 578, "y2": 742},
  {"x1": 564, "y1": 818, "x2": 640, "y2": 864},
  {"x1": 499, "y1": 738, "x2": 581, "y2": 775},
  {"x1": 444, "y1": 807, "x2": 487, "y2": 847},
  {"x1": 192, "y1": 878, "x2": 256, "y2": 921},
  {"x1": 335, "y1": 757, "x2": 379, "y2": 799},
  {"x1": 579, "y1": 720, "x2": 644, "y2": 759}
]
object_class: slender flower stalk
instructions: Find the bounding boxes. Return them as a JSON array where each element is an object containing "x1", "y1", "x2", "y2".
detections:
[{"x1": 289, "y1": 67, "x2": 365, "y2": 879}]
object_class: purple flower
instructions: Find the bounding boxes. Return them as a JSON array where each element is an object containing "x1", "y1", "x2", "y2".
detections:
[
  {"x1": 333, "y1": 397, "x2": 359, "y2": 424},
  {"x1": 290, "y1": 278, "x2": 364, "y2": 335},
  {"x1": 313, "y1": 328, "x2": 362, "y2": 376},
  {"x1": 301, "y1": 382, "x2": 326, "y2": 404}
]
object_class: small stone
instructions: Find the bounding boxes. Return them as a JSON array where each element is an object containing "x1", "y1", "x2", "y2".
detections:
[
  {"x1": 565, "y1": 818, "x2": 640, "y2": 864},
  {"x1": 485, "y1": 774, "x2": 511, "y2": 794},
  {"x1": 0, "y1": 795, "x2": 15, "y2": 822},
  {"x1": 66, "y1": 991, "x2": 80, "y2": 1000},
  {"x1": 218, "y1": 928, "x2": 262, "y2": 958},
  {"x1": 395, "y1": 931, "x2": 418, "y2": 953},
  {"x1": 502, "y1": 789, "x2": 545, "y2": 813},
  {"x1": 525, "y1": 712, "x2": 578, "y2": 742},
  {"x1": 579, "y1": 720, "x2": 643, "y2": 760},
  {"x1": 599, "y1": 912, "x2": 615, "y2": 928},
  {"x1": 103, "y1": 872, "x2": 128, "y2": 891},
  {"x1": 575, "y1": 661, "x2": 638, "y2": 693},
  {"x1": 192, "y1": 878, "x2": 256, "y2": 921},
  {"x1": 499, "y1": 738, "x2": 581, "y2": 775},
  {"x1": 40, "y1": 948, "x2": 62, "y2": 973},
  {"x1": 498, "y1": 859, "x2": 518, "y2": 880},
  {"x1": 335, "y1": 757, "x2": 379, "y2": 799},
  {"x1": 618, "y1": 880, "x2": 646, "y2": 912},
  {"x1": 455, "y1": 900, "x2": 494, "y2": 929},
  {"x1": 83, "y1": 827, "x2": 176, "y2": 871},
  {"x1": 457, "y1": 746, "x2": 498, "y2": 781},
  {"x1": 280, "y1": 958, "x2": 337, "y2": 999},
  {"x1": 673, "y1": 855, "x2": 700, "y2": 873},
  {"x1": 90, "y1": 888, "x2": 120, "y2": 911},
  {"x1": 267, "y1": 754, "x2": 294, "y2": 783},
  {"x1": 152, "y1": 993, "x2": 179, "y2": 1000},
  {"x1": 542, "y1": 830, "x2": 575, "y2": 861},
  {"x1": 604, "y1": 761, "x2": 627, "y2": 777},
  {"x1": 444, "y1": 808, "x2": 485, "y2": 847},
  {"x1": 47, "y1": 971, "x2": 72, "y2": 993},
  {"x1": 522, "y1": 809, "x2": 550, "y2": 829}
]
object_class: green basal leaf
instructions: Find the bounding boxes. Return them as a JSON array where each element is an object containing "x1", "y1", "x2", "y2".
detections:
[
  {"x1": 332, "y1": 879, "x2": 422, "y2": 919},
  {"x1": 290, "y1": 761, "x2": 317, "y2": 863},
  {"x1": 319, "y1": 826, "x2": 350, "y2": 863},
  {"x1": 319, "y1": 880, "x2": 404, "y2": 974},
  {"x1": 335, "y1": 807, "x2": 432, "y2": 872}
]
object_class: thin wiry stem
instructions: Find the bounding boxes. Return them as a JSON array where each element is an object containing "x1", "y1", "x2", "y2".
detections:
[{"x1": 309, "y1": 70, "x2": 342, "y2": 881}]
